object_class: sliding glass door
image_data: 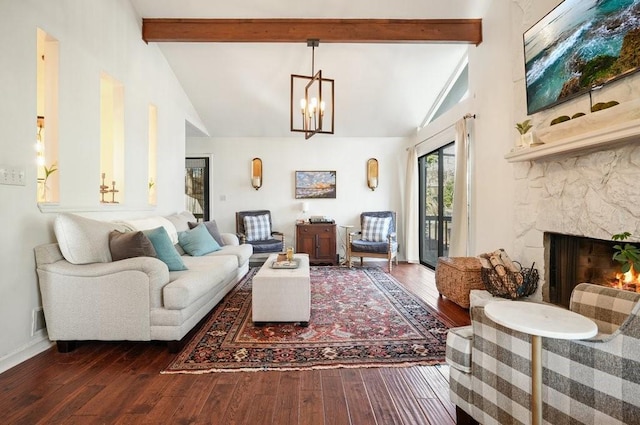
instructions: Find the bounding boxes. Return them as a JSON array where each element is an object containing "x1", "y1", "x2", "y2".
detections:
[{"x1": 419, "y1": 142, "x2": 455, "y2": 268}]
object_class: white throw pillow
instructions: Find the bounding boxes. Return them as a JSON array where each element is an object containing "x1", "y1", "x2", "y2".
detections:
[
  {"x1": 121, "y1": 216, "x2": 179, "y2": 245},
  {"x1": 361, "y1": 216, "x2": 391, "y2": 242},
  {"x1": 54, "y1": 213, "x2": 126, "y2": 264},
  {"x1": 165, "y1": 211, "x2": 197, "y2": 233},
  {"x1": 244, "y1": 214, "x2": 271, "y2": 241}
]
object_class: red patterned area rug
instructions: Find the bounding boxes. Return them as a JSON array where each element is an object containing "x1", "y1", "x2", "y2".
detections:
[{"x1": 162, "y1": 266, "x2": 451, "y2": 374}]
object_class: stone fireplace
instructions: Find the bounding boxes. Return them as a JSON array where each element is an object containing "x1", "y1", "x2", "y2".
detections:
[{"x1": 511, "y1": 114, "x2": 640, "y2": 304}]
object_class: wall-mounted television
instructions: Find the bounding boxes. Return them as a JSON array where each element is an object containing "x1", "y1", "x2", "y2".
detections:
[{"x1": 524, "y1": 0, "x2": 640, "y2": 115}]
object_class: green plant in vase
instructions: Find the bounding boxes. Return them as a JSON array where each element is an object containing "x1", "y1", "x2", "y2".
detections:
[
  {"x1": 515, "y1": 119, "x2": 534, "y2": 148},
  {"x1": 41, "y1": 163, "x2": 57, "y2": 202},
  {"x1": 612, "y1": 232, "x2": 640, "y2": 274},
  {"x1": 515, "y1": 119, "x2": 532, "y2": 135}
]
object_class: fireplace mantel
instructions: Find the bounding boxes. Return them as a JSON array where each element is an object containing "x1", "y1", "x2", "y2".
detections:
[
  {"x1": 505, "y1": 117, "x2": 640, "y2": 162},
  {"x1": 505, "y1": 98, "x2": 640, "y2": 163}
]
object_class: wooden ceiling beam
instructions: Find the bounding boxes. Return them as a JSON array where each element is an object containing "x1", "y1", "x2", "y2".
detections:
[{"x1": 142, "y1": 18, "x2": 482, "y2": 45}]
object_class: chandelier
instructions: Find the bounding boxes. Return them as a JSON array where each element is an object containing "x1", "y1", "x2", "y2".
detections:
[{"x1": 290, "y1": 40, "x2": 334, "y2": 139}]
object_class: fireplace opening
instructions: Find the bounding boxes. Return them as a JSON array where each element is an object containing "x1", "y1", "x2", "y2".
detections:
[{"x1": 545, "y1": 232, "x2": 635, "y2": 307}]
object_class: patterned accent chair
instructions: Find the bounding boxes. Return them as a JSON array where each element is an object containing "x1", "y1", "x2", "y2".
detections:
[
  {"x1": 347, "y1": 211, "x2": 398, "y2": 272},
  {"x1": 236, "y1": 210, "x2": 285, "y2": 264},
  {"x1": 446, "y1": 283, "x2": 640, "y2": 425}
]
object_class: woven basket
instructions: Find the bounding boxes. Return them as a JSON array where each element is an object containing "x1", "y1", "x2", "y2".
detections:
[
  {"x1": 480, "y1": 263, "x2": 539, "y2": 299},
  {"x1": 435, "y1": 257, "x2": 485, "y2": 308}
]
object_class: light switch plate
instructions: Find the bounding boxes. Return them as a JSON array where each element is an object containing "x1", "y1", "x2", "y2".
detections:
[{"x1": 0, "y1": 165, "x2": 26, "y2": 186}]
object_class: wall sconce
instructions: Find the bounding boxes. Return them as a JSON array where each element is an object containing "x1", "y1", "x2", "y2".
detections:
[
  {"x1": 367, "y1": 158, "x2": 379, "y2": 191},
  {"x1": 251, "y1": 157, "x2": 262, "y2": 190}
]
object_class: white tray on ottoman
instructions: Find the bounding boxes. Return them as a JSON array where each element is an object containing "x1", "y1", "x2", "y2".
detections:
[{"x1": 252, "y1": 253, "x2": 311, "y2": 326}]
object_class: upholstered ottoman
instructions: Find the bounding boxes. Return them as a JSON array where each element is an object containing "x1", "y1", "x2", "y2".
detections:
[
  {"x1": 435, "y1": 257, "x2": 484, "y2": 308},
  {"x1": 252, "y1": 253, "x2": 311, "y2": 325}
]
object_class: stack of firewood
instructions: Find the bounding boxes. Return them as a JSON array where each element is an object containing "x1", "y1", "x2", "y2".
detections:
[{"x1": 478, "y1": 249, "x2": 524, "y2": 292}]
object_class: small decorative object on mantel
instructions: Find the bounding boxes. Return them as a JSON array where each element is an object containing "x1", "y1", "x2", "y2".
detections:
[
  {"x1": 515, "y1": 119, "x2": 536, "y2": 148},
  {"x1": 478, "y1": 249, "x2": 538, "y2": 299},
  {"x1": 591, "y1": 100, "x2": 619, "y2": 112},
  {"x1": 550, "y1": 115, "x2": 571, "y2": 126}
]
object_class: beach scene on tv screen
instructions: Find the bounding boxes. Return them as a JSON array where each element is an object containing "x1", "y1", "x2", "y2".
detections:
[{"x1": 524, "y1": 0, "x2": 640, "y2": 114}]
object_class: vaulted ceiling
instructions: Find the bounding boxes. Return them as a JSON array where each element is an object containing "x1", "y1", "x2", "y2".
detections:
[{"x1": 129, "y1": 0, "x2": 489, "y2": 138}]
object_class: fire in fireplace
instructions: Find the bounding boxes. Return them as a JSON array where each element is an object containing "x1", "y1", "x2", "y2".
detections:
[
  {"x1": 545, "y1": 232, "x2": 638, "y2": 307},
  {"x1": 615, "y1": 267, "x2": 639, "y2": 292}
]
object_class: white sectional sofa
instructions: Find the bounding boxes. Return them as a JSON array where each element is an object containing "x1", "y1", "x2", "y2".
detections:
[{"x1": 34, "y1": 211, "x2": 252, "y2": 352}]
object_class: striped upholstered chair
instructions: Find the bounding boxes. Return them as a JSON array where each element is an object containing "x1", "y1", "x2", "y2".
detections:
[{"x1": 446, "y1": 283, "x2": 640, "y2": 425}]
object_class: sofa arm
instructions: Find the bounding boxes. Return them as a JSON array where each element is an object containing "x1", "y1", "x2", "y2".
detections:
[
  {"x1": 221, "y1": 232, "x2": 240, "y2": 246},
  {"x1": 36, "y1": 257, "x2": 170, "y2": 341}
]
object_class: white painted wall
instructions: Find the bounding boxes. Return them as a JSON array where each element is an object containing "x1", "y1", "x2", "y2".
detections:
[
  {"x1": 413, "y1": 0, "x2": 516, "y2": 258},
  {"x1": 0, "y1": 0, "x2": 204, "y2": 372},
  {"x1": 186, "y1": 136, "x2": 409, "y2": 261}
]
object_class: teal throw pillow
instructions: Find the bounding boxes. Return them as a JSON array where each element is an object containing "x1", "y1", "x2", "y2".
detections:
[
  {"x1": 189, "y1": 220, "x2": 225, "y2": 246},
  {"x1": 178, "y1": 223, "x2": 221, "y2": 256},
  {"x1": 143, "y1": 226, "x2": 187, "y2": 271}
]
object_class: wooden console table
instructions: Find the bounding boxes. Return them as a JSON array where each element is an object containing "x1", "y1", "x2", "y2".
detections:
[{"x1": 296, "y1": 223, "x2": 337, "y2": 265}]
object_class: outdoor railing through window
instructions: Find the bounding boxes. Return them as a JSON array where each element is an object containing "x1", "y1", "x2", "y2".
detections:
[{"x1": 424, "y1": 215, "x2": 452, "y2": 254}]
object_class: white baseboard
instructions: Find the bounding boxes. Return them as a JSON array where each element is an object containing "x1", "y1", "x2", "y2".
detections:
[{"x1": 0, "y1": 331, "x2": 54, "y2": 374}]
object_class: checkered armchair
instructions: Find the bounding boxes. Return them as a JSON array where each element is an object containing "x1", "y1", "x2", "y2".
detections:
[
  {"x1": 235, "y1": 210, "x2": 285, "y2": 258},
  {"x1": 446, "y1": 283, "x2": 640, "y2": 425},
  {"x1": 347, "y1": 211, "x2": 398, "y2": 272}
]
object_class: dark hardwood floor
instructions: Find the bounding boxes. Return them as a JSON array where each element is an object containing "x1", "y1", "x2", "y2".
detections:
[{"x1": 0, "y1": 262, "x2": 470, "y2": 425}]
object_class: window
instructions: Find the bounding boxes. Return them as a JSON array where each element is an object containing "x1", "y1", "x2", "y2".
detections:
[
  {"x1": 421, "y1": 55, "x2": 469, "y2": 128},
  {"x1": 185, "y1": 157, "x2": 209, "y2": 221}
]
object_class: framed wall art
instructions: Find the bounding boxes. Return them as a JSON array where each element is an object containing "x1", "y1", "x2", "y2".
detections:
[
  {"x1": 295, "y1": 170, "x2": 336, "y2": 199},
  {"x1": 523, "y1": 0, "x2": 640, "y2": 114}
]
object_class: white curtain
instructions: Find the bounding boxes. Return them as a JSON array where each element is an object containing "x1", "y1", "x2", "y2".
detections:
[
  {"x1": 404, "y1": 147, "x2": 419, "y2": 263},
  {"x1": 449, "y1": 119, "x2": 469, "y2": 257}
]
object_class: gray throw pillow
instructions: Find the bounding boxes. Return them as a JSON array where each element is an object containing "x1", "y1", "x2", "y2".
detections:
[
  {"x1": 109, "y1": 230, "x2": 157, "y2": 261},
  {"x1": 189, "y1": 220, "x2": 225, "y2": 246}
]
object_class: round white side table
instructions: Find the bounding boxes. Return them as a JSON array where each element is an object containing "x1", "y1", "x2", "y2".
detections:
[{"x1": 484, "y1": 301, "x2": 597, "y2": 425}]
